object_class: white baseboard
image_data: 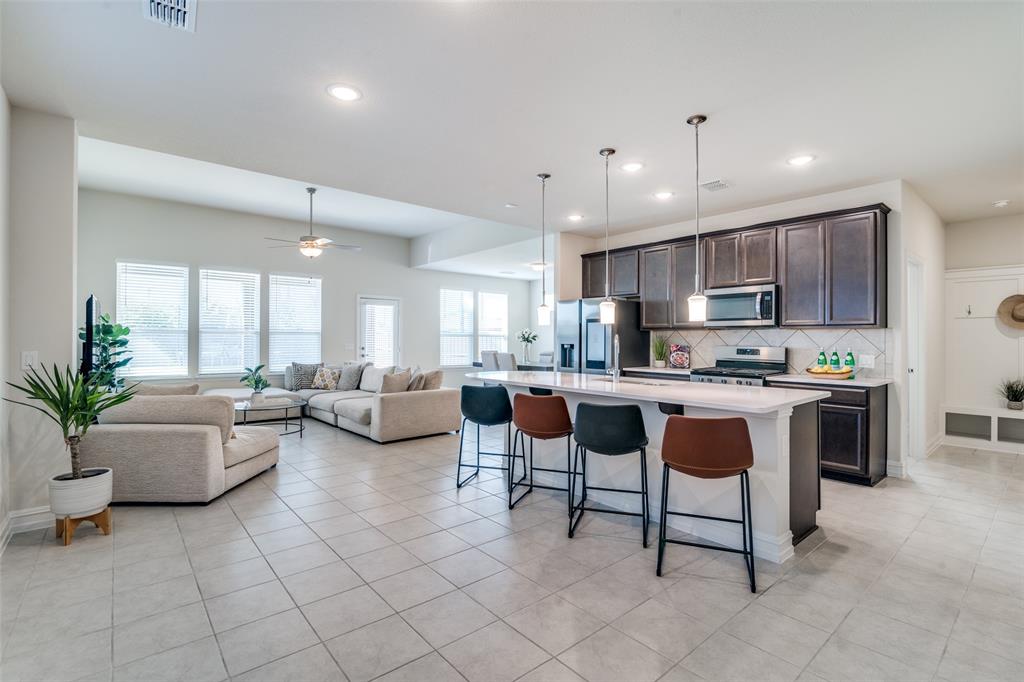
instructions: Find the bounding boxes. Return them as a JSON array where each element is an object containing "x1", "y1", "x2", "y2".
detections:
[
  {"x1": 926, "y1": 434, "x2": 943, "y2": 457},
  {"x1": 0, "y1": 514, "x2": 10, "y2": 556},
  {"x1": 887, "y1": 460, "x2": 906, "y2": 478},
  {"x1": 0, "y1": 506, "x2": 52, "y2": 556}
]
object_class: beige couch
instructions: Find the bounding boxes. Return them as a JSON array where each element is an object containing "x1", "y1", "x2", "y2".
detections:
[
  {"x1": 281, "y1": 363, "x2": 461, "y2": 443},
  {"x1": 79, "y1": 395, "x2": 279, "y2": 503}
]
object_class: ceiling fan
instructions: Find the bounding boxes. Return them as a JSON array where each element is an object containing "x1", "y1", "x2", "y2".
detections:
[{"x1": 265, "y1": 187, "x2": 362, "y2": 259}]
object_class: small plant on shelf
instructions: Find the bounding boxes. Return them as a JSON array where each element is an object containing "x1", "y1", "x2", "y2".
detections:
[
  {"x1": 241, "y1": 365, "x2": 270, "y2": 393},
  {"x1": 652, "y1": 336, "x2": 670, "y2": 368},
  {"x1": 517, "y1": 329, "x2": 539, "y2": 363},
  {"x1": 999, "y1": 378, "x2": 1024, "y2": 410}
]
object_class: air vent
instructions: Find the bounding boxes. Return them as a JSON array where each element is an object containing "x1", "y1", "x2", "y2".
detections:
[
  {"x1": 142, "y1": 0, "x2": 197, "y2": 32},
  {"x1": 700, "y1": 179, "x2": 729, "y2": 192}
]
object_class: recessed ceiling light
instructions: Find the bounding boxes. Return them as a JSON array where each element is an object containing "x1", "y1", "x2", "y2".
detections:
[
  {"x1": 326, "y1": 84, "x2": 362, "y2": 102},
  {"x1": 504, "y1": 203, "x2": 519, "y2": 209},
  {"x1": 528, "y1": 261, "x2": 549, "y2": 272},
  {"x1": 787, "y1": 155, "x2": 816, "y2": 166},
  {"x1": 653, "y1": 191, "x2": 675, "y2": 200},
  {"x1": 620, "y1": 162, "x2": 644, "y2": 173},
  {"x1": 499, "y1": 271, "x2": 516, "y2": 275},
  {"x1": 993, "y1": 199, "x2": 1011, "y2": 208},
  {"x1": 567, "y1": 214, "x2": 584, "y2": 222}
]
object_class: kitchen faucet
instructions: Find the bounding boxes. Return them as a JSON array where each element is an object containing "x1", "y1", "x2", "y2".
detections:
[{"x1": 607, "y1": 333, "x2": 621, "y2": 381}]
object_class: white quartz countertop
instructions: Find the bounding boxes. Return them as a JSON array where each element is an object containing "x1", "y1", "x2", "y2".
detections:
[
  {"x1": 767, "y1": 373, "x2": 894, "y2": 388},
  {"x1": 468, "y1": 371, "x2": 830, "y2": 415},
  {"x1": 622, "y1": 366, "x2": 692, "y2": 376}
]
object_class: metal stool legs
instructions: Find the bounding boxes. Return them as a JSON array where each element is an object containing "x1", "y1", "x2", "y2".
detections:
[
  {"x1": 656, "y1": 465, "x2": 756, "y2": 592},
  {"x1": 456, "y1": 419, "x2": 512, "y2": 488},
  {"x1": 568, "y1": 445, "x2": 650, "y2": 548},
  {"x1": 508, "y1": 430, "x2": 574, "y2": 514}
]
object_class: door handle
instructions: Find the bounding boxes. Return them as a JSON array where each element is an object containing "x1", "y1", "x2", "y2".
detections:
[{"x1": 967, "y1": 305, "x2": 972, "y2": 316}]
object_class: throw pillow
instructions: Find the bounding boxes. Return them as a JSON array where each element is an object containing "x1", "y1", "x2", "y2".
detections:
[
  {"x1": 291, "y1": 362, "x2": 323, "y2": 389},
  {"x1": 336, "y1": 362, "x2": 367, "y2": 391},
  {"x1": 359, "y1": 365, "x2": 394, "y2": 393},
  {"x1": 311, "y1": 366, "x2": 341, "y2": 390},
  {"x1": 419, "y1": 369, "x2": 444, "y2": 391},
  {"x1": 408, "y1": 372, "x2": 426, "y2": 391},
  {"x1": 380, "y1": 370, "x2": 412, "y2": 394}
]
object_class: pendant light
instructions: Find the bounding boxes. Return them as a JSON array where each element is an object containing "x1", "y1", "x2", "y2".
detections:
[
  {"x1": 598, "y1": 148, "x2": 616, "y2": 324},
  {"x1": 299, "y1": 187, "x2": 323, "y2": 259},
  {"x1": 686, "y1": 115, "x2": 708, "y2": 322},
  {"x1": 536, "y1": 173, "x2": 552, "y2": 326}
]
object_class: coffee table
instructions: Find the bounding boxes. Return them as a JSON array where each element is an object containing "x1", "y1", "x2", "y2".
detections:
[{"x1": 234, "y1": 398, "x2": 308, "y2": 437}]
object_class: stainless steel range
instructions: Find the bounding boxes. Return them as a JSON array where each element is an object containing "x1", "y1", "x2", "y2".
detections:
[{"x1": 690, "y1": 346, "x2": 787, "y2": 386}]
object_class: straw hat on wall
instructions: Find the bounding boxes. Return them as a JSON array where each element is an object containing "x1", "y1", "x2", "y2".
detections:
[{"x1": 997, "y1": 294, "x2": 1024, "y2": 329}]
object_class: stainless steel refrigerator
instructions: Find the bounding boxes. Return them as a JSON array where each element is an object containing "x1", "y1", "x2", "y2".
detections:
[{"x1": 555, "y1": 299, "x2": 650, "y2": 374}]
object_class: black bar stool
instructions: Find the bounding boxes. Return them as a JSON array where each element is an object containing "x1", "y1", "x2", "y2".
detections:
[
  {"x1": 657, "y1": 414, "x2": 756, "y2": 592},
  {"x1": 456, "y1": 385, "x2": 513, "y2": 488},
  {"x1": 569, "y1": 403, "x2": 650, "y2": 547},
  {"x1": 508, "y1": 393, "x2": 575, "y2": 513}
]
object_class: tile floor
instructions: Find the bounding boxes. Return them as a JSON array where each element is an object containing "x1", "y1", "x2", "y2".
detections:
[{"x1": 1, "y1": 421, "x2": 1022, "y2": 682}]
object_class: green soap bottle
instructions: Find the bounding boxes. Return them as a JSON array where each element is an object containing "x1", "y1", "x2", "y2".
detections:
[
  {"x1": 816, "y1": 348, "x2": 827, "y2": 367},
  {"x1": 829, "y1": 348, "x2": 841, "y2": 371},
  {"x1": 844, "y1": 348, "x2": 856, "y2": 369}
]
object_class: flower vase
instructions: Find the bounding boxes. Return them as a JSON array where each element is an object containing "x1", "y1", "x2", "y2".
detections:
[{"x1": 522, "y1": 344, "x2": 530, "y2": 364}]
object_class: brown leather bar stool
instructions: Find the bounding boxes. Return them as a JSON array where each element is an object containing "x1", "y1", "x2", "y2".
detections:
[
  {"x1": 508, "y1": 393, "x2": 575, "y2": 513},
  {"x1": 657, "y1": 415, "x2": 756, "y2": 592}
]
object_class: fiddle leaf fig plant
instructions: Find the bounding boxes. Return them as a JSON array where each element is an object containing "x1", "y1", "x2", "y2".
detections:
[
  {"x1": 78, "y1": 313, "x2": 132, "y2": 392},
  {"x1": 241, "y1": 365, "x2": 270, "y2": 393},
  {"x1": 4, "y1": 365, "x2": 136, "y2": 479}
]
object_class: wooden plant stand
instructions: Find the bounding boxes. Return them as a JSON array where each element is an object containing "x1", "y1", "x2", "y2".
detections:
[{"x1": 55, "y1": 507, "x2": 111, "y2": 546}]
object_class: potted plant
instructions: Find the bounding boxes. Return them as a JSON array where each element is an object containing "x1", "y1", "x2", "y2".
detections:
[
  {"x1": 5, "y1": 365, "x2": 135, "y2": 543},
  {"x1": 78, "y1": 313, "x2": 132, "y2": 392},
  {"x1": 652, "y1": 336, "x2": 669, "y2": 368},
  {"x1": 517, "y1": 329, "x2": 539, "y2": 363},
  {"x1": 241, "y1": 364, "x2": 270, "y2": 404},
  {"x1": 1000, "y1": 378, "x2": 1024, "y2": 410}
]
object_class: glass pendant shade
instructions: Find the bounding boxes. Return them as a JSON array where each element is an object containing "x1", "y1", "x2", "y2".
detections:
[
  {"x1": 537, "y1": 302, "x2": 552, "y2": 326},
  {"x1": 299, "y1": 245, "x2": 323, "y2": 258},
  {"x1": 687, "y1": 291, "x2": 707, "y2": 322},
  {"x1": 599, "y1": 299, "x2": 616, "y2": 324}
]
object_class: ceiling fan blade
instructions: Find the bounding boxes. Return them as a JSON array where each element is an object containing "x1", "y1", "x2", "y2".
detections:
[
  {"x1": 324, "y1": 244, "x2": 362, "y2": 252},
  {"x1": 313, "y1": 237, "x2": 333, "y2": 245},
  {"x1": 267, "y1": 245, "x2": 298, "y2": 249},
  {"x1": 264, "y1": 237, "x2": 297, "y2": 244}
]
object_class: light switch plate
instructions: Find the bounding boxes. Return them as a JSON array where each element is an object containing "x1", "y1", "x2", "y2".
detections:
[
  {"x1": 21, "y1": 351, "x2": 38, "y2": 370},
  {"x1": 858, "y1": 354, "x2": 875, "y2": 368}
]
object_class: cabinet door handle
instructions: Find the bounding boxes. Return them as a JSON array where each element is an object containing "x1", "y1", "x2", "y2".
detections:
[{"x1": 967, "y1": 305, "x2": 972, "y2": 316}]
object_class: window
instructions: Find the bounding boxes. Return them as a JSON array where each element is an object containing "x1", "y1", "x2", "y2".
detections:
[
  {"x1": 198, "y1": 269, "x2": 260, "y2": 375},
  {"x1": 439, "y1": 289, "x2": 474, "y2": 366},
  {"x1": 116, "y1": 262, "x2": 189, "y2": 377},
  {"x1": 268, "y1": 274, "x2": 322, "y2": 372},
  {"x1": 477, "y1": 292, "x2": 509, "y2": 358}
]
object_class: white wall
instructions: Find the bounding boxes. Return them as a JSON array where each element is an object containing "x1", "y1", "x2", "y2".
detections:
[
  {"x1": 77, "y1": 190, "x2": 532, "y2": 387},
  {"x1": 7, "y1": 109, "x2": 78, "y2": 522},
  {"x1": 946, "y1": 213, "x2": 1024, "y2": 269},
  {"x1": 0, "y1": 45, "x2": 11, "y2": 540}
]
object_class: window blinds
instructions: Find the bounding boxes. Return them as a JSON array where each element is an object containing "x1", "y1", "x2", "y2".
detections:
[
  {"x1": 478, "y1": 291, "x2": 509, "y2": 358},
  {"x1": 198, "y1": 269, "x2": 260, "y2": 374},
  {"x1": 116, "y1": 262, "x2": 190, "y2": 377},
  {"x1": 268, "y1": 274, "x2": 322, "y2": 372},
  {"x1": 439, "y1": 289, "x2": 474, "y2": 366}
]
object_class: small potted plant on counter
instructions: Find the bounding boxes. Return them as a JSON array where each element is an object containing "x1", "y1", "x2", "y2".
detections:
[
  {"x1": 241, "y1": 364, "x2": 270, "y2": 404},
  {"x1": 4, "y1": 365, "x2": 136, "y2": 545},
  {"x1": 518, "y1": 329, "x2": 539, "y2": 364},
  {"x1": 1000, "y1": 378, "x2": 1024, "y2": 410},
  {"x1": 652, "y1": 336, "x2": 669, "y2": 368}
]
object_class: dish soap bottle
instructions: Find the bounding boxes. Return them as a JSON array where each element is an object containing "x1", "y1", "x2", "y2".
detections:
[
  {"x1": 829, "y1": 348, "x2": 841, "y2": 371},
  {"x1": 844, "y1": 348, "x2": 856, "y2": 371},
  {"x1": 816, "y1": 348, "x2": 827, "y2": 368}
]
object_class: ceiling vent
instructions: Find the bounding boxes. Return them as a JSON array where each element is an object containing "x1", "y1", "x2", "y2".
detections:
[
  {"x1": 142, "y1": 0, "x2": 197, "y2": 32},
  {"x1": 699, "y1": 179, "x2": 729, "y2": 192}
]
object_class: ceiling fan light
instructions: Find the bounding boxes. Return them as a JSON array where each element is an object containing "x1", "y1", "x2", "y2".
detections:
[{"x1": 299, "y1": 245, "x2": 323, "y2": 258}]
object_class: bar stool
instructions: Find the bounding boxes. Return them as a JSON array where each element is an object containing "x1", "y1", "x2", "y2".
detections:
[
  {"x1": 456, "y1": 385, "x2": 513, "y2": 488},
  {"x1": 657, "y1": 415, "x2": 756, "y2": 592},
  {"x1": 569, "y1": 403, "x2": 650, "y2": 547},
  {"x1": 508, "y1": 394, "x2": 575, "y2": 513}
]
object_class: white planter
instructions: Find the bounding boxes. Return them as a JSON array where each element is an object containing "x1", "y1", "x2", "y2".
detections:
[
  {"x1": 653, "y1": 360, "x2": 667, "y2": 368},
  {"x1": 251, "y1": 391, "x2": 265, "y2": 405},
  {"x1": 49, "y1": 468, "x2": 112, "y2": 518}
]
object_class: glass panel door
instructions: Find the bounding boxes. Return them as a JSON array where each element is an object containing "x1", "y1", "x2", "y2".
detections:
[{"x1": 358, "y1": 297, "x2": 400, "y2": 367}]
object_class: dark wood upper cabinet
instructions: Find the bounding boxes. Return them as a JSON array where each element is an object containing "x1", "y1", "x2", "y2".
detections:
[
  {"x1": 640, "y1": 246, "x2": 671, "y2": 328},
  {"x1": 740, "y1": 228, "x2": 777, "y2": 285},
  {"x1": 582, "y1": 251, "x2": 639, "y2": 298},
  {"x1": 825, "y1": 212, "x2": 882, "y2": 326},
  {"x1": 670, "y1": 240, "x2": 702, "y2": 328},
  {"x1": 705, "y1": 233, "x2": 741, "y2": 289},
  {"x1": 778, "y1": 220, "x2": 827, "y2": 326}
]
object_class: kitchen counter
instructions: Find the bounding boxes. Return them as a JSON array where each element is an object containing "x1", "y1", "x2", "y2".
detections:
[
  {"x1": 622, "y1": 366, "x2": 691, "y2": 377},
  {"x1": 767, "y1": 373, "x2": 893, "y2": 388},
  {"x1": 469, "y1": 370, "x2": 828, "y2": 562}
]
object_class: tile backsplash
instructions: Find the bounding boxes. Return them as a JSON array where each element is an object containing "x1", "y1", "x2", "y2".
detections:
[{"x1": 652, "y1": 328, "x2": 891, "y2": 377}]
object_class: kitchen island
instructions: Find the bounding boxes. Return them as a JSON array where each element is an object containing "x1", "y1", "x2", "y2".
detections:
[{"x1": 468, "y1": 371, "x2": 830, "y2": 563}]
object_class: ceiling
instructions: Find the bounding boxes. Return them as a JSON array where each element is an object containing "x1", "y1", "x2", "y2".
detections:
[
  {"x1": 3, "y1": 1, "x2": 1022, "y2": 234},
  {"x1": 419, "y1": 237, "x2": 547, "y2": 281},
  {"x1": 77, "y1": 137, "x2": 520, "y2": 239}
]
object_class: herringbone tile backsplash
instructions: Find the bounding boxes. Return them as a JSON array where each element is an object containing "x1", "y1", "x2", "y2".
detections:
[{"x1": 652, "y1": 328, "x2": 891, "y2": 377}]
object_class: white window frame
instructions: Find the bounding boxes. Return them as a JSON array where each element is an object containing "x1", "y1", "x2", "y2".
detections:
[
  {"x1": 476, "y1": 290, "x2": 509, "y2": 360},
  {"x1": 438, "y1": 287, "x2": 512, "y2": 367},
  {"x1": 268, "y1": 273, "x2": 323, "y2": 373},
  {"x1": 115, "y1": 260, "x2": 191, "y2": 379},
  {"x1": 439, "y1": 288, "x2": 476, "y2": 368},
  {"x1": 197, "y1": 267, "x2": 261, "y2": 376},
  {"x1": 357, "y1": 294, "x2": 402, "y2": 367}
]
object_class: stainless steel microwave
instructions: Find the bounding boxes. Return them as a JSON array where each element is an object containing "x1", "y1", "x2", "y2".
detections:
[{"x1": 704, "y1": 284, "x2": 777, "y2": 327}]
